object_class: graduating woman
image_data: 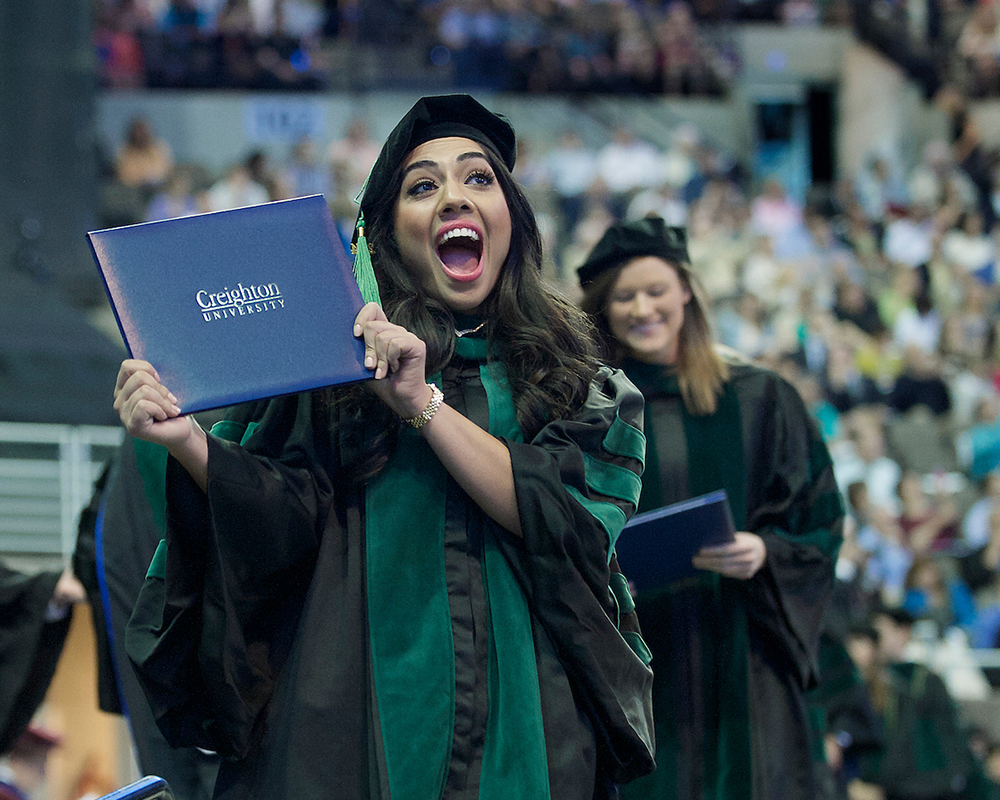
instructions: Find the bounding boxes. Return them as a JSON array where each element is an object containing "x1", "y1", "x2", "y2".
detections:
[
  {"x1": 577, "y1": 217, "x2": 844, "y2": 800},
  {"x1": 114, "y1": 95, "x2": 654, "y2": 800}
]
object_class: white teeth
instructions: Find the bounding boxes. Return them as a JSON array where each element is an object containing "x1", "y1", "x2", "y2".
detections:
[{"x1": 439, "y1": 227, "x2": 480, "y2": 244}]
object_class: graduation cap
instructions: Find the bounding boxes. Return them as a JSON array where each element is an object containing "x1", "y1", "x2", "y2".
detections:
[
  {"x1": 576, "y1": 217, "x2": 690, "y2": 288},
  {"x1": 350, "y1": 95, "x2": 517, "y2": 308}
]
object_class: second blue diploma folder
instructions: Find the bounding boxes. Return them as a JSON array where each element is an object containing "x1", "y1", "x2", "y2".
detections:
[
  {"x1": 88, "y1": 194, "x2": 370, "y2": 414},
  {"x1": 614, "y1": 490, "x2": 736, "y2": 593}
]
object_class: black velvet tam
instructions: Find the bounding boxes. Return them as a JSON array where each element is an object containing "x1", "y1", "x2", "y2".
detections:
[
  {"x1": 576, "y1": 216, "x2": 690, "y2": 287},
  {"x1": 358, "y1": 94, "x2": 516, "y2": 218}
]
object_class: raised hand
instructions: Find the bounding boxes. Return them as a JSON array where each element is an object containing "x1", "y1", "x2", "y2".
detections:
[{"x1": 354, "y1": 302, "x2": 433, "y2": 420}]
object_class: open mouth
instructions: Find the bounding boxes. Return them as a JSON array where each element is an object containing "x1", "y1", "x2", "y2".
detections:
[{"x1": 437, "y1": 226, "x2": 484, "y2": 282}]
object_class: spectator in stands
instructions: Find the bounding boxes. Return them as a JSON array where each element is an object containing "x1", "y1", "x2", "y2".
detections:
[
  {"x1": 750, "y1": 176, "x2": 803, "y2": 247},
  {"x1": 659, "y1": 122, "x2": 701, "y2": 193},
  {"x1": 834, "y1": 278, "x2": 888, "y2": 339},
  {"x1": 115, "y1": 116, "x2": 174, "y2": 194},
  {"x1": 937, "y1": 85, "x2": 995, "y2": 228},
  {"x1": 145, "y1": 165, "x2": 202, "y2": 221},
  {"x1": 893, "y1": 287, "x2": 944, "y2": 355},
  {"x1": 653, "y1": 1, "x2": 724, "y2": 96},
  {"x1": 833, "y1": 409, "x2": 904, "y2": 518},
  {"x1": 781, "y1": 0, "x2": 820, "y2": 27},
  {"x1": 204, "y1": 158, "x2": 269, "y2": 211},
  {"x1": 849, "y1": 480, "x2": 913, "y2": 606},
  {"x1": 882, "y1": 203, "x2": 936, "y2": 270},
  {"x1": 958, "y1": 2, "x2": 1000, "y2": 96},
  {"x1": 942, "y1": 277, "x2": 994, "y2": 366},
  {"x1": 714, "y1": 290, "x2": 775, "y2": 359},
  {"x1": 544, "y1": 132, "x2": 600, "y2": 250},
  {"x1": 961, "y1": 471, "x2": 1000, "y2": 550},
  {"x1": 878, "y1": 262, "x2": 923, "y2": 332},
  {"x1": 93, "y1": 0, "x2": 151, "y2": 89},
  {"x1": 896, "y1": 471, "x2": 961, "y2": 553},
  {"x1": 822, "y1": 338, "x2": 884, "y2": 414},
  {"x1": 280, "y1": 135, "x2": 333, "y2": 200},
  {"x1": 856, "y1": 155, "x2": 910, "y2": 229},
  {"x1": 943, "y1": 209, "x2": 996, "y2": 280},
  {"x1": 326, "y1": 117, "x2": 382, "y2": 212},
  {"x1": 959, "y1": 501, "x2": 1000, "y2": 597},
  {"x1": 215, "y1": 0, "x2": 260, "y2": 88},
  {"x1": 596, "y1": 127, "x2": 662, "y2": 219},
  {"x1": 908, "y1": 139, "x2": 978, "y2": 212},
  {"x1": 902, "y1": 554, "x2": 977, "y2": 636},
  {"x1": 246, "y1": 149, "x2": 288, "y2": 201},
  {"x1": 888, "y1": 344, "x2": 953, "y2": 417},
  {"x1": 626, "y1": 181, "x2": 688, "y2": 227},
  {"x1": 740, "y1": 233, "x2": 791, "y2": 309}
]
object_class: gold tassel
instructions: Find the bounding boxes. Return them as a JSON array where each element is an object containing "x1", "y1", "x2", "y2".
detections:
[{"x1": 350, "y1": 212, "x2": 382, "y2": 307}]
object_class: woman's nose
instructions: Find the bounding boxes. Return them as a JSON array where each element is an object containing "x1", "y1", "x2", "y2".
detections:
[
  {"x1": 439, "y1": 179, "x2": 473, "y2": 215},
  {"x1": 631, "y1": 293, "x2": 653, "y2": 316}
]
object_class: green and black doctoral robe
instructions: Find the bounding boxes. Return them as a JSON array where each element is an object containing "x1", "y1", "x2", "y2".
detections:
[
  {"x1": 619, "y1": 357, "x2": 844, "y2": 800},
  {"x1": 126, "y1": 337, "x2": 655, "y2": 800}
]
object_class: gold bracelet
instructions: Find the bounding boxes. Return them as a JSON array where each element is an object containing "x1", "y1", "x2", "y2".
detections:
[{"x1": 402, "y1": 383, "x2": 444, "y2": 429}]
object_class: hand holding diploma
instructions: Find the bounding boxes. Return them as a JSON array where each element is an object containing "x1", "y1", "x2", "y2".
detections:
[
  {"x1": 114, "y1": 359, "x2": 208, "y2": 490},
  {"x1": 692, "y1": 531, "x2": 767, "y2": 580}
]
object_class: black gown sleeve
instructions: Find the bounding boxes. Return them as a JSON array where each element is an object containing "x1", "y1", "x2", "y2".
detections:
[
  {"x1": 125, "y1": 392, "x2": 336, "y2": 757},
  {"x1": 497, "y1": 367, "x2": 655, "y2": 785},
  {"x1": 739, "y1": 373, "x2": 845, "y2": 690}
]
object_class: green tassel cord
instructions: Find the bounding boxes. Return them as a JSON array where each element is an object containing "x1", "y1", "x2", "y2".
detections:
[{"x1": 351, "y1": 212, "x2": 382, "y2": 307}]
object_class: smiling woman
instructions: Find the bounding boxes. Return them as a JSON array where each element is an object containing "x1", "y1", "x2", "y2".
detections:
[
  {"x1": 392, "y1": 137, "x2": 512, "y2": 312},
  {"x1": 115, "y1": 95, "x2": 655, "y2": 800},
  {"x1": 579, "y1": 217, "x2": 844, "y2": 800}
]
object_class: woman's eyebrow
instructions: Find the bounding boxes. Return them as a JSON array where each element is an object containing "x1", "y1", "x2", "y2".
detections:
[{"x1": 402, "y1": 151, "x2": 489, "y2": 178}]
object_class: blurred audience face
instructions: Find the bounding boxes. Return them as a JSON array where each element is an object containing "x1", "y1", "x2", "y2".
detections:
[
  {"x1": 846, "y1": 631, "x2": 878, "y2": 679},
  {"x1": 873, "y1": 612, "x2": 912, "y2": 663}
]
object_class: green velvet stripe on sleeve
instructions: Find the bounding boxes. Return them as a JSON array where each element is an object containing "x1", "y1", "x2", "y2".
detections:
[
  {"x1": 582, "y1": 452, "x2": 643, "y2": 507},
  {"x1": 565, "y1": 486, "x2": 628, "y2": 554},
  {"x1": 603, "y1": 413, "x2": 646, "y2": 464}
]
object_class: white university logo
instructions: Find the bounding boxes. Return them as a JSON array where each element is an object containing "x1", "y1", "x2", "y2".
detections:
[{"x1": 197, "y1": 282, "x2": 285, "y2": 322}]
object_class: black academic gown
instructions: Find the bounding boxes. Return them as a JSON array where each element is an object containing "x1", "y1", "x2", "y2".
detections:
[
  {"x1": 620, "y1": 358, "x2": 844, "y2": 800},
  {"x1": 74, "y1": 435, "x2": 220, "y2": 800},
  {"x1": 0, "y1": 566, "x2": 71, "y2": 754},
  {"x1": 126, "y1": 345, "x2": 654, "y2": 800}
]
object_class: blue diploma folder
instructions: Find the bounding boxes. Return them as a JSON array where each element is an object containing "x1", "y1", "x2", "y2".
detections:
[
  {"x1": 88, "y1": 195, "x2": 370, "y2": 414},
  {"x1": 614, "y1": 490, "x2": 736, "y2": 592}
]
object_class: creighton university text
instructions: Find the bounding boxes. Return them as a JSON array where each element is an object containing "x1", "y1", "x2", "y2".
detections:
[{"x1": 197, "y1": 282, "x2": 285, "y2": 322}]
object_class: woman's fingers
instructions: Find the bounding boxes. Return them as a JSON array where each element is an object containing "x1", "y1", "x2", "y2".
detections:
[
  {"x1": 111, "y1": 358, "x2": 192, "y2": 447},
  {"x1": 353, "y1": 317, "x2": 432, "y2": 418},
  {"x1": 357, "y1": 320, "x2": 425, "y2": 380},
  {"x1": 692, "y1": 532, "x2": 766, "y2": 580}
]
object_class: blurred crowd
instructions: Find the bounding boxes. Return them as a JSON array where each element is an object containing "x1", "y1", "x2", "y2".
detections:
[
  {"x1": 92, "y1": 0, "x2": 855, "y2": 94},
  {"x1": 91, "y1": 0, "x2": 1000, "y2": 99}
]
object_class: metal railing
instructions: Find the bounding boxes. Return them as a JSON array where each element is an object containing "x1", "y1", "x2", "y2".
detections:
[{"x1": 0, "y1": 421, "x2": 123, "y2": 561}]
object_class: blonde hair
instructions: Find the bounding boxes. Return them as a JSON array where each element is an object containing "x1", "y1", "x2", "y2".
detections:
[{"x1": 580, "y1": 257, "x2": 729, "y2": 416}]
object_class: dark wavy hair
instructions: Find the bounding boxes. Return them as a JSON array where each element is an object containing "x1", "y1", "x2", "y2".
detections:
[{"x1": 330, "y1": 144, "x2": 601, "y2": 482}]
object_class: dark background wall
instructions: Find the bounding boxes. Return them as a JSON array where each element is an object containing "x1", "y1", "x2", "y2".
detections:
[{"x1": 1, "y1": 2, "x2": 105, "y2": 307}]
